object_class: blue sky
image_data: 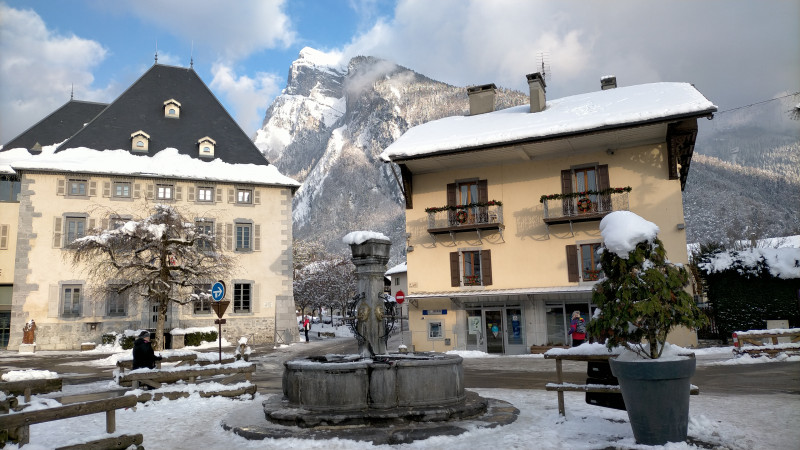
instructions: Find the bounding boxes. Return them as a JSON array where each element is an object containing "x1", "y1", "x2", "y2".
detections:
[{"x1": 1, "y1": 0, "x2": 798, "y2": 145}]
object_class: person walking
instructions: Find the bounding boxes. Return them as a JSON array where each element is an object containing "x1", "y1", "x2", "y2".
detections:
[
  {"x1": 568, "y1": 311, "x2": 586, "y2": 347},
  {"x1": 132, "y1": 331, "x2": 162, "y2": 370},
  {"x1": 303, "y1": 316, "x2": 311, "y2": 342}
]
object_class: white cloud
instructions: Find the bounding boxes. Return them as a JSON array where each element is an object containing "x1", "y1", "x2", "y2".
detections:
[
  {"x1": 118, "y1": 0, "x2": 295, "y2": 62},
  {"x1": 0, "y1": 4, "x2": 111, "y2": 144},
  {"x1": 338, "y1": 0, "x2": 799, "y2": 108},
  {"x1": 210, "y1": 63, "x2": 282, "y2": 136}
]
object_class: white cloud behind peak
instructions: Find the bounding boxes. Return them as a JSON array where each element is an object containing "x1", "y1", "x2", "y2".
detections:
[
  {"x1": 210, "y1": 63, "x2": 282, "y2": 137},
  {"x1": 0, "y1": 3, "x2": 111, "y2": 143},
  {"x1": 119, "y1": 0, "x2": 296, "y2": 62}
]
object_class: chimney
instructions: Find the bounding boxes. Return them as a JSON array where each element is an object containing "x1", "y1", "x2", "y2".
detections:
[
  {"x1": 526, "y1": 72, "x2": 546, "y2": 113},
  {"x1": 601, "y1": 75, "x2": 617, "y2": 90},
  {"x1": 466, "y1": 83, "x2": 497, "y2": 115}
]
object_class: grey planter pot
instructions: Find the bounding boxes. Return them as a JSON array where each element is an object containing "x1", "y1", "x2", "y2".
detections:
[{"x1": 609, "y1": 356, "x2": 696, "y2": 445}]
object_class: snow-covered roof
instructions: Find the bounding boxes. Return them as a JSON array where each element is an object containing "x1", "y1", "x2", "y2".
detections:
[
  {"x1": 0, "y1": 145, "x2": 300, "y2": 187},
  {"x1": 381, "y1": 82, "x2": 716, "y2": 161},
  {"x1": 385, "y1": 262, "x2": 407, "y2": 276}
]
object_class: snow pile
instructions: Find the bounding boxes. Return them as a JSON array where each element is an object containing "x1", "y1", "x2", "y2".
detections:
[
  {"x1": 615, "y1": 342, "x2": 693, "y2": 362},
  {"x1": 381, "y1": 82, "x2": 716, "y2": 161},
  {"x1": 385, "y1": 262, "x2": 406, "y2": 276},
  {"x1": 0, "y1": 145, "x2": 300, "y2": 187},
  {"x1": 544, "y1": 342, "x2": 623, "y2": 357},
  {"x1": 170, "y1": 326, "x2": 217, "y2": 336},
  {"x1": 698, "y1": 247, "x2": 800, "y2": 279},
  {"x1": 342, "y1": 230, "x2": 390, "y2": 245},
  {"x1": 1, "y1": 369, "x2": 58, "y2": 381},
  {"x1": 599, "y1": 211, "x2": 660, "y2": 258}
]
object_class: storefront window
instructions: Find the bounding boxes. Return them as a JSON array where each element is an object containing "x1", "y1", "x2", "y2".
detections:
[{"x1": 506, "y1": 309, "x2": 524, "y2": 345}]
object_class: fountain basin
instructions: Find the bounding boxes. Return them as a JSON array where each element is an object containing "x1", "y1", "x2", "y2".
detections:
[{"x1": 281, "y1": 352, "x2": 465, "y2": 412}]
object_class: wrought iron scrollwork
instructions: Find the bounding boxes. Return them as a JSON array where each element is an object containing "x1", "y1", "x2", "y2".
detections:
[
  {"x1": 378, "y1": 292, "x2": 397, "y2": 346},
  {"x1": 345, "y1": 292, "x2": 366, "y2": 346}
]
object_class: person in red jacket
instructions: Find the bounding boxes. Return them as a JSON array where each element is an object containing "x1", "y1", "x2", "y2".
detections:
[{"x1": 568, "y1": 311, "x2": 586, "y2": 347}]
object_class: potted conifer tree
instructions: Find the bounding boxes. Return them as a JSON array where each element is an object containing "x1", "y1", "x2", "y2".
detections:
[{"x1": 587, "y1": 211, "x2": 707, "y2": 445}]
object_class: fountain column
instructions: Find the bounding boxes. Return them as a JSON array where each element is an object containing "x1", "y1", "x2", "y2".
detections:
[{"x1": 347, "y1": 235, "x2": 391, "y2": 357}]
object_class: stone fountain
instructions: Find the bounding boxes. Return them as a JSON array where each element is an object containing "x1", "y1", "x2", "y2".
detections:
[{"x1": 225, "y1": 232, "x2": 518, "y2": 445}]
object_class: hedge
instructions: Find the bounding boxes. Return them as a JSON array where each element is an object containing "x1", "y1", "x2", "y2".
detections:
[{"x1": 704, "y1": 271, "x2": 800, "y2": 339}]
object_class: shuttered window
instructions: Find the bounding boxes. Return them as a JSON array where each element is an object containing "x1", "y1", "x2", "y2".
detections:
[
  {"x1": 450, "y1": 249, "x2": 492, "y2": 287},
  {"x1": 566, "y1": 245, "x2": 579, "y2": 282}
]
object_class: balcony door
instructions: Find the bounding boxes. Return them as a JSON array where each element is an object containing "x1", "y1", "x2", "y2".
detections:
[{"x1": 447, "y1": 179, "x2": 488, "y2": 226}]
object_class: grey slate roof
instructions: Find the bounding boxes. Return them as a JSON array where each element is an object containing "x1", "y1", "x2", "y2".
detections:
[
  {"x1": 57, "y1": 64, "x2": 270, "y2": 166},
  {"x1": 3, "y1": 100, "x2": 108, "y2": 151}
]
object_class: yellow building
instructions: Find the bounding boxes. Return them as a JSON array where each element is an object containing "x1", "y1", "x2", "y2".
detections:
[
  {"x1": 0, "y1": 64, "x2": 300, "y2": 350},
  {"x1": 381, "y1": 75, "x2": 716, "y2": 354}
]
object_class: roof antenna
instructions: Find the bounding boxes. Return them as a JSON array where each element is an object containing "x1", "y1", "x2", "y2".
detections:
[
  {"x1": 155, "y1": 40, "x2": 158, "y2": 64},
  {"x1": 190, "y1": 41, "x2": 194, "y2": 69},
  {"x1": 70, "y1": 84, "x2": 74, "y2": 100},
  {"x1": 537, "y1": 52, "x2": 551, "y2": 82}
]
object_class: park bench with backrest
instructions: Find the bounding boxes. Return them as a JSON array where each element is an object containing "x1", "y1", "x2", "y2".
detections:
[
  {"x1": 544, "y1": 346, "x2": 699, "y2": 416},
  {"x1": 0, "y1": 394, "x2": 142, "y2": 448},
  {"x1": 116, "y1": 362, "x2": 256, "y2": 390},
  {"x1": 732, "y1": 328, "x2": 800, "y2": 358}
]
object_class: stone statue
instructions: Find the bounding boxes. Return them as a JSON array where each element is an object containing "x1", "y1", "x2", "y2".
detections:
[{"x1": 22, "y1": 319, "x2": 36, "y2": 345}]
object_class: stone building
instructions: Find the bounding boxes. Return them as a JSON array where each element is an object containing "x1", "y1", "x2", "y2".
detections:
[{"x1": 0, "y1": 63, "x2": 300, "y2": 350}]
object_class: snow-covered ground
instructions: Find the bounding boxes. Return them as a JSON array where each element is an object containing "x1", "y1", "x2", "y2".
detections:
[{"x1": 2, "y1": 342, "x2": 798, "y2": 450}]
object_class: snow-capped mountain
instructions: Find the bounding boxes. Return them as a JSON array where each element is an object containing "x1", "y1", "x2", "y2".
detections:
[
  {"x1": 256, "y1": 48, "x2": 799, "y2": 259},
  {"x1": 255, "y1": 48, "x2": 527, "y2": 262}
]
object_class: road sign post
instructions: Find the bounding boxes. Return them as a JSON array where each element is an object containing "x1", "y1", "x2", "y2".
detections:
[
  {"x1": 210, "y1": 281, "x2": 228, "y2": 363},
  {"x1": 395, "y1": 290, "x2": 405, "y2": 346}
]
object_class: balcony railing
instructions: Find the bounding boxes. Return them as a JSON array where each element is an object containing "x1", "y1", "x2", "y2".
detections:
[
  {"x1": 541, "y1": 191, "x2": 629, "y2": 224},
  {"x1": 426, "y1": 204, "x2": 504, "y2": 234}
]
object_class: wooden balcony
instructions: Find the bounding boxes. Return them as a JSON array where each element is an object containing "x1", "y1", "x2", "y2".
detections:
[
  {"x1": 541, "y1": 192, "x2": 629, "y2": 225},
  {"x1": 426, "y1": 204, "x2": 504, "y2": 244}
]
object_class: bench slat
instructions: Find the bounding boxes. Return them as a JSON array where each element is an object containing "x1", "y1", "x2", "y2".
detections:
[
  {"x1": 0, "y1": 395, "x2": 138, "y2": 429},
  {"x1": 56, "y1": 433, "x2": 143, "y2": 450},
  {"x1": 118, "y1": 364, "x2": 256, "y2": 384},
  {"x1": 546, "y1": 382, "x2": 699, "y2": 395}
]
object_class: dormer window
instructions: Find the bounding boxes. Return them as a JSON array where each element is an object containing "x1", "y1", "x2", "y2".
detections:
[
  {"x1": 197, "y1": 136, "x2": 216, "y2": 158},
  {"x1": 130, "y1": 130, "x2": 150, "y2": 152},
  {"x1": 163, "y1": 99, "x2": 181, "y2": 118}
]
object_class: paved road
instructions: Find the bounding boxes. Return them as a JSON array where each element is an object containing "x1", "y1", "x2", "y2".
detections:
[{"x1": 1, "y1": 336, "x2": 798, "y2": 400}]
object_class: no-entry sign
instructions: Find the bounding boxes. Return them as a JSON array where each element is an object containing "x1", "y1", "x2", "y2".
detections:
[{"x1": 395, "y1": 290, "x2": 405, "y2": 304}]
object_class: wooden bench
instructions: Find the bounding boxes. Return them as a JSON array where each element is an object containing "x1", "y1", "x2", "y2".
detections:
[
  {"x1": 544, "y1": 351, "x2": 699, "y2": 416},
  {"x1": 117, "y1": 363, "x2": 256, "y2": 390},
  {"x1": 0, "y1": 395, "x2": 140, "y2": 447},
  {"x1": 0, "y1": 378, "x2": 63, "y2": 404},
  {"x1": 732, "y1": 328, "x2": 800, "y2": 358},
  {"x1": 116, "y1": 353, "x2": 198, "y2": 373}
]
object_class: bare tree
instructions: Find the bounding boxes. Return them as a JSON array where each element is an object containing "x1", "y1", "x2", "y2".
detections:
[{"x1": 69, "y1": 205, "x2": 235, "y2": 350}]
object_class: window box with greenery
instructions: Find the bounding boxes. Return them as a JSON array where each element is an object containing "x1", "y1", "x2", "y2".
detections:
[{"x1": 588, "y1": 211, "x2": 707, "y2": 446}]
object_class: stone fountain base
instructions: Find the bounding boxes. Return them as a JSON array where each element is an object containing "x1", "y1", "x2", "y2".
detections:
[
  {"x1": 221, "y1": 352, "x2": 519, "y2": 445},
  {"x1": 224, "y1": 392, "x2": 518, "y2": 445}
]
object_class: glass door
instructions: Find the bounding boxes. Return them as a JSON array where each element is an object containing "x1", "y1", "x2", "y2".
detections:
[
  {"x1": 505, "y1": 308, "x2": 526, "y2": 354},
  {"x1": 466, "y1": 309, "x2": 484, "y2": 351},
  {"x1": 485, "y1": 309, "x2": 504, "y2": 354}
]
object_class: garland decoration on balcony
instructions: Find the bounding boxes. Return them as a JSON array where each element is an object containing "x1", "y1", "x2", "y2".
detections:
[
  {"x1": 539, "y1": 186, "x2": 632, "y2": 204},
  {"x1": 455, "y1": 210, "x2": 468, "y2": 224},
  {"x1": 424, "y1": 200, "x2": 503, "y2": 214},
  {"x1": 577, "y1": 197, "x2": 592, "y2": 213}
]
